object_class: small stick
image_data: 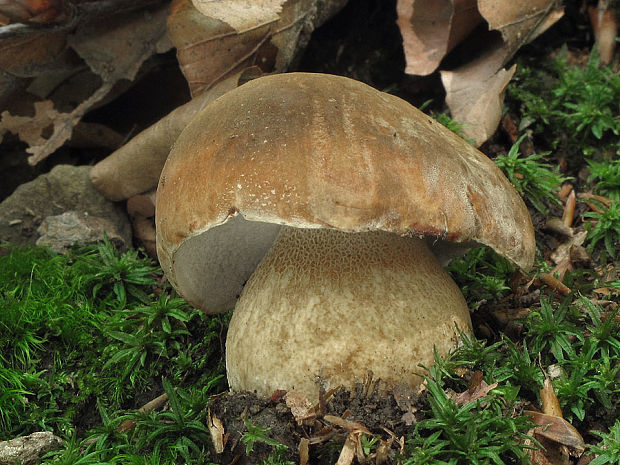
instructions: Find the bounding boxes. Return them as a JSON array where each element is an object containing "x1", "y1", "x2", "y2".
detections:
[{"x1": 539, "y1": 273, "x2": 571, "y2": 296}]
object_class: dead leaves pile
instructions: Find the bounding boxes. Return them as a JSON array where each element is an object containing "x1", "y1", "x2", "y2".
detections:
[
  {"x1": 0, "y1": 0, "x2": 346, "y2": 166},
  {"x1": 396, "y1": 0, "x2": 564, "y2": 146},
  {"x1": 0, "y1": 0, "x2": 171, "y2": 165}
]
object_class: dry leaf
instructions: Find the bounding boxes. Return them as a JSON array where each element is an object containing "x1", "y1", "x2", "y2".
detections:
[
  {"x1": 0, "y1": 3, "x2": 171, "y2": 165},
  {"x1": 541, "y1": 377, "x2": 563, "y2": 418},
  {"x1": 550, "y1": 230, "x2": 588, "y2": 266},
  {"x1": 454, "y1": 374, "x2": 498, "y2": 404},
  {"x1": 1, "y1": 100, "x2": 63, "y2": 147},
  {"x1": 396, "y1": 0, "x2": 482, "y2": 75},
  {"x1": 116, "y1": 391, "x2": 169, "y2": 433},
  {"x1": 440, "y1": 42, "x2": 516, "y2": 146},
  {"x1": 539, "y1": 273, "x2": 571, "y2": 296},
  {"x1": 0, "y1": 29, "x2": 69, "y2": 81},
  {"x1": 68, "y1": 6, "x2": 170, "y2": 84},
  {"x1": 127, "y1": 190, "x2": 157, "y2": 259},
  {"x1": 0, "y1": 0, "x2": 65, "y2": 24},
  {"x1": 323, "y1": 415, "x2": 371, "y2": 434},
  {"x1": 168, "y1": 0, "x2": 346, "y2": 96},
  {"x1": 299, "y1": 437, "x2": 310, "y2": 465},
  {"x1": 285, "y1": 390, "x2": 315, "y2": 422},
  {"x1": 0, "y1": 97, "x2": 104, "y2": 164},
  {"x1": 393, "y1": 382, "x2": 418, "y2": 425},
  {"x1": 526, "y1": 411, "x2": 586, "y2": 455},
  {"x1": 545, "y1": 218, "x2": 574, "y2": 237},
  {"x1": 477, "y1": 0, "x2": 565, "y2": 62},
  {"x1": 207, "y1": 408, "x2": 226, "y2": 454},
  {"x1": 191, "y1": 0, "x2": 286, "y2": 33},
  {"x1": 589, "y1": 3, "x2": 618, "y2": 65},
  {"x1": 562, "y1": 190, "x2": 576, "y2": 227},
  {"x1": 491, "y1": 306, "x2": 532, "y2": 325},
  {"x1": 127, "y1": 191, "x2": 157, "y2": 219},
  {"x1": 528, "y1": 434, "x2": 571, "y2": 465},
  {"x1": 398, "y1": 0, "x2": 563, "y2": 145}
]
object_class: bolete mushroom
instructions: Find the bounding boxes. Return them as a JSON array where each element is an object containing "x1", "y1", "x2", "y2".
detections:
[{"x1": 156, "y1": 72, "x2": 535, "y2": 398}]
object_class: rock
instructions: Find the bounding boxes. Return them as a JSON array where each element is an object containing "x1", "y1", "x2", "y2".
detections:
[
  {"x1": 37, "y1": 211, "x2": 129, "y2": 253},
  {"x1": 0, "y1": 431, "x2": 62, "y2": 465},
  {"x1": 0, "y1": 165, "x2": 131, "y2": 248}
]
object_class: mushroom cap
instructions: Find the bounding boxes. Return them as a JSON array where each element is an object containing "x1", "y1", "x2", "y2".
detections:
[{"x1": 156, "y1": 72, "x2": 535, "y2": 313}]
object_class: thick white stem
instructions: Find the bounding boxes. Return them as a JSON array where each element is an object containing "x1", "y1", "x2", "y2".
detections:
[{"x1": 226, "y1": 227, "x2": 471, "y2": 398}]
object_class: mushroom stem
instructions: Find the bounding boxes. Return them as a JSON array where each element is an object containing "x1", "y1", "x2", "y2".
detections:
[{"x1": 226, "y1": 226, "x2": 472, "y2": 398}]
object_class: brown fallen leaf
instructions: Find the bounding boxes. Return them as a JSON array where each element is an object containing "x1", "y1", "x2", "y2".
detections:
[
  {"x1": 562, "y1": 190, "x2": 576, "y2": 228},
  {"x1": 393, "y1": 382, "x2": 418, "y2": 425},
  {"x1": 323, "y1": 414, "x2": 371, "y2": 434},
  {"x1": 526, "y1": 411, "x2": 586, "y2": 455},
  {"x1": 454, "y1": 371, "x2": 498, "y2": 405},
  {"x1": 398, "y1": 0, "x2": 563, "y2": 146},
  {"x1": 545, "y1": 217, "x2": 574, "y2": 237},
  {"x1": 299, "y1": 437, "x2": 310, "y2": 465},
  {"x1": 477, "y1": 0, "x2": 565, "y2": 61},
  {"x1": 440, "y1": 40, "x2": 516, "y2": 146},
  {"x1": 541, "y1": 377, "x2": 563, "y2": 418},
  {"x1": 579, "y1": 192, "x2": 613, "y2": 211},
  {"x1": 191, "y1": 0, "x2": 286, "y2": 32},
  {"x1": 396, "y1": 0, "x2": 482, "y2": 76},
  {"x1": 550, "y1": 230, "x2": 588, "y2": 268},
  {"x1": 0, "y1": 28, "x2": 69, "y2": 89},
  {"x1": 335, "y1": 431, "x2": 357, "y2": 465},
  {"x1": 115, "y1": 391, "x2": 170, "y2": 433},
  {"x1": 528, "y1": 434, "x2": 571, "y2": 465},
  {"x1": 539, "y1": 273, "x2": 572, "y2": 296},
  {"x1": 168, "y1": 0, "x2": 346, "y2": 97},
  {"x1": 501, "y1": 112, "x2": 520, "y2": 143},
  {"x1": 589, "y1": 1, "x2": 618, "y2": 65},
  {"x1": 0, "y1": 0, "x2": 65, "y2": 24},
  {"x1": 127, "y1": 190, "x2": 157, "y2": 258},
  {"x1": 559, "y1": 184, "x2": 573, "y2": 202},
  {"x1": 285, "y1": 390, "x2": 315, "y2": 422},
  {"x1": 0, "y1": 2, "x2": 171, "y2": 165}
]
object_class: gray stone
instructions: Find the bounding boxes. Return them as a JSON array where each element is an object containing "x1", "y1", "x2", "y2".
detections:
[
  {"x1": 0, "y1": 431, "x2": 62, "y2": 465},
  {"x1": 0, "y1": 164, "x2": 131, "y2": 247},
  {"x1": 37, "y1": 210, "x2": 129, "y2": 253}
]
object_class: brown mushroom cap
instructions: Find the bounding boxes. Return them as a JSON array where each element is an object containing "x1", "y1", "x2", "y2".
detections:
[{"x1": 156, "y1": 72, "x2": 535, "y2": 314}]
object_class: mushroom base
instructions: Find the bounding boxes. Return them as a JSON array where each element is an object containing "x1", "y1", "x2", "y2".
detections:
[{"x1": 226, "y1": 227, "x2": 472, "y2": 399}]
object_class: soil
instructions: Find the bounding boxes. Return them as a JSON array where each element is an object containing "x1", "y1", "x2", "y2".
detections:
[{"x1": 208, "y1": 382, "x2": 425, "y2": 464}]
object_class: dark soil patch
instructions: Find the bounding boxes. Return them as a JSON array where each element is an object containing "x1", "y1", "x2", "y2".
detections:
[{"x1": 208, "y1": 382, "x2": 425, "y2": 464}]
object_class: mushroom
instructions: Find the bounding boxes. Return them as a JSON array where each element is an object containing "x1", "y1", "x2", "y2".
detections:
[{"x1": 156, "y1": 72, "x2": 535, "y2": 398}]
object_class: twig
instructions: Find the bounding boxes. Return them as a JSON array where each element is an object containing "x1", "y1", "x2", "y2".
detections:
[{"x1": 539, "y1": 273, "x2": 571, "y2": 296}]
